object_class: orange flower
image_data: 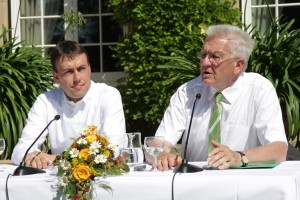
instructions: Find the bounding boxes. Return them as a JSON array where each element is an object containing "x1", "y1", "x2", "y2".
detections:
[
  {"x1": 71, "y1": 143, "x2": 78, "y2": 148},
  {"x1": 98, "y1": 135, "x2": 109, "y2": 146},
  {"x1": 79, "y1": 148, "x2": 89, "y2": 161},
  {"x1": 55, "y1": 125, "x2": 129, "y2": 200},
  {"x1": 89, "y1": 125, "x2": 97, "y2": 134},
  {"x1": 72, "y1": 163, "x2": 92, "y2": 182}
]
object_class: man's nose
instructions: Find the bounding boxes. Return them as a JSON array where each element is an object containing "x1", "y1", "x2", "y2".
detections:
[
  {"x1": 200, "y1": 56, "x2": 212, "y2": 68},
  {"x1": 73, "y1": 70, "x2": 81, "y2": 81}
]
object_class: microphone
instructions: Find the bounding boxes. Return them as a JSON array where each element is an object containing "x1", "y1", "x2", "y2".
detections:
[
  {"x1": 13, "y1": 115, "x2": 60, "y2": 176},
  {"x1": 174, "y1": 94, "x2": 203, "y2": 173}
]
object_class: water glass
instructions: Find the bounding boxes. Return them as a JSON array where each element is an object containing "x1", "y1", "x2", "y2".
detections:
[
  {"x1": 121, "y1": 132, "x2": 144, "y2": 166},
  {"x1": 0, "y1": 138, "x2": 6, "y2": 155},
  {"x1": 144, "y1": 136, "x2": 164, "y2": 170}
]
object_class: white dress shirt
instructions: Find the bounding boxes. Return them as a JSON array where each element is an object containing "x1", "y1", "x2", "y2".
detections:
[
  {"x1": 12, "y1": 81, "x2": 126, "y2": 164},
  {"x1": 155, "y1": 72, "x2": 287, "y2": 161}
]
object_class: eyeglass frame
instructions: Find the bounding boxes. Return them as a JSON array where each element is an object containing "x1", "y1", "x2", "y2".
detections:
[{"x1": 197, "y1": 51, "x2": 234, "y2": 65}]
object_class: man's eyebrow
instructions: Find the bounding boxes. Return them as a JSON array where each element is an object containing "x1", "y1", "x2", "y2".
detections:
[
  {"x1": 78, "y1": 64, "x2": 88, "y2": 68},
  {"x1": 61, "y1": 67, "x2": 74, "y2": 72},
  {"x1": 61, "y1": 64, "x2": 88, "y2": 72}
]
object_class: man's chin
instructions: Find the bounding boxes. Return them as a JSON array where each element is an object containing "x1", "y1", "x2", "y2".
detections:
[
  {"x1": 202, "y1": 78, "x2": 213, "y2": 86},
  {"x1": 65, "y1": 92, "x2": 86, "y2": 103}
]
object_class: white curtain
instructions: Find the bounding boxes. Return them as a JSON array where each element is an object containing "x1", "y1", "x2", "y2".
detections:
[
  {"x1": 20, "y1": 0, "x2": 62, "y2": 45},
  {"x1": 251, "y1": 0, "x2": 273, "y2": 33},
  {"x1": 44, "y1": 0, "x2": 63, "y2": 44}
]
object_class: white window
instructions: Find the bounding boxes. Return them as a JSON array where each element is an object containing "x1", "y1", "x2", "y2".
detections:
[
  {"x1": 242, "y1": 0, "x2": 300, "y2": 32},
  {"x1": 10, "y1": 0, "x2": 127, "y2": 86}
]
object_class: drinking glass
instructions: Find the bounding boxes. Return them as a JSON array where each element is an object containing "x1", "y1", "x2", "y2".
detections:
[
  {"x1": 121, "y1": 132, "x2": 144, "y2": 167},
  {"x1": 0, "y1": 138, "x2": 6, "y2": 155},
  {"x1": 144, "y1": 136, "x2": 164, "y2": 171}
]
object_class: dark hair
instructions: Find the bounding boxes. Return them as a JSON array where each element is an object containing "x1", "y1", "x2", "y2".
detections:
[{"x1": 50, "y1": 40, "x2": 89, "y2": 71}]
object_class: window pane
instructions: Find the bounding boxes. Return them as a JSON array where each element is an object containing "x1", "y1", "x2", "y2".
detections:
[
  {"x1": 85, "y1": 46, "x2": 101, "y2": 72},
  {"x1": 45, "y1": 47, "x2": 53, "y2": 57},
  {"x1": 79, "y1": 17, "x2": 100, "y2": 43},
  {"x1": 279, "y1": 6, "x2": 300, "y2": 29},
  {"x1": 44, "y1": 0, "x2": 64, "y2": 15},
  {"x1": 18, "y1": 0, "x2": 124, "y2": 74},
  {"x1": 101, "y1": 0, "x2": 110, "y2": 13},
  {"x1": 78, "y1": 0, "x2": 99, "y2": 14},
  {"x1": 103, "y1": 45, "x2": 122, "y2": 72},
  {"x1": 251, "y1": 0, "x2": 275, "y2": 5},
  {"x1": 278, "y1": 0, "x2": 300, "y2": 3},
  {"x1": 252, "y1": 7, "x2": 275, "y2": 32},
  {"x1": 102, "y1": 16, "x2": 123, "y2": 43},
  {"x1": 21, "y1": 19, "x2": 41, "y2": 45},
  {"x1": 20, "y1": 0, "x2": 41, "y2": 17},
  {"x1": 44, "y1": 18, "x2": 64, "y2": 44}
]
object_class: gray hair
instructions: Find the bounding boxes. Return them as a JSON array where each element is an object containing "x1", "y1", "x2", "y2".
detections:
[{"x1": 205, "y1": 24, "x2": 254, "y2": 70}]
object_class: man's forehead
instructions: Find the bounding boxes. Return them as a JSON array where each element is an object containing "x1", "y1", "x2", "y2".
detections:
[
  {"x1": 203, "y1": 37, "x2": 232, "y2": 52},
  {"x1": 58, "y1": 54, "x2": 84, "y2": 62}
]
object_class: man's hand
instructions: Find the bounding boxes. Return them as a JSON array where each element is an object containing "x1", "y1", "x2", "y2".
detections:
[
  {"x1": 157, "y1": 152, "x2": 182, "y2": 171},
  {"x1": 25, "y1": 151, "x2": 57, "y2": 169},
  {"x1": 207, "y1": 140, "x2": 241, "y2": 169}
]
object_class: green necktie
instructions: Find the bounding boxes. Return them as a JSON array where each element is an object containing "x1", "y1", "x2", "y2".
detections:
[{"x1": 208, "y1": 92, "x2": 223, "y2": 153}]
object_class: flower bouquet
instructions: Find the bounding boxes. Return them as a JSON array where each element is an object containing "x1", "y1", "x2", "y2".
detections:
[{"x1": 54, "y1": 125, "x2": 129, "y2": 200}]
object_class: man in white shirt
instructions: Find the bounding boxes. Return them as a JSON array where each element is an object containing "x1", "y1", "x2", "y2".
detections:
[
  {"x1": 12, "y1": 40, "x2": 126, "y2": 169},
  {"x1": 155, "y1": 25, "x2": 288, "y2": 170}
]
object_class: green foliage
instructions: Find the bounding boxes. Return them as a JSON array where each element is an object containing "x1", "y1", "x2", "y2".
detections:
[
  {"x1": 62, "y1": 10, "x2": 87, "y2": 33},
  {"x1": 247, "y1": 19, "x2": 300, "y2": 148},
  {"x1": 108, "y1": 0, "x2": 241, "y2": 136},
  {"x1": 157, "y1": 50, "x2": 200, "y2": 91},
  {"x1": 0, "y1": 27, "x2": 54, "y2": 159}
]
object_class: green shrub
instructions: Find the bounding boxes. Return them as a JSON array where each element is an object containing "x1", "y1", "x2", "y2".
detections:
[
  {"x1": 108, "y1": 0, "x2": 241, "y2": 136},
  {"x1": 247, "y1": 19, "x2": 300, "y2": 147},
  {"x1": 0, "y1": 27, "x2": 54, "y2": 159}
]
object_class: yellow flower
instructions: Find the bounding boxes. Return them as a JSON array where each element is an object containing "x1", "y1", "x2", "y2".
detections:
[
  {"x1": 88, "y1": 125, "x2": 97, "y2": 134},
  {"x1": 72, "y1": 158, "x2": 79, "y2": 166},
  {"x1": 103, "y1": 149, "x2": 111, "y2": 157},
  {"x1": 55, "y1": 125, "x2": 129, "y2": 200},
  {"x1": 79, "y1": 148, "x2": 89, "y2": 161},
  {"x1": 91, "y1": 168, "x2": 98, "y2": 176},
  {"x1": 86, "y1": 134, "x2": 98, "y2": 143},
  {"x1": 72, "y1": 163, "x2": 92, "y2": 182}
]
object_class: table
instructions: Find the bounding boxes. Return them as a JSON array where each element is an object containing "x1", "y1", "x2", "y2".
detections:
[{"x1": 1, "y1": 161, "x2": 300, "y2": 200}]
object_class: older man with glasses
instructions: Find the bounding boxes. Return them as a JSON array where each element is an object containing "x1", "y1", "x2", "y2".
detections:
[{"x1": 154, "y1": 24, "x2": 288, "y2": 171}]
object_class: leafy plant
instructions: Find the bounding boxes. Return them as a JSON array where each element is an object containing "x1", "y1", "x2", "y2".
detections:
[
  {"x1": 62, "y1": 9, "x2": 87, "y2": 33},
  {"x1": 0, "y1": 27, "x2": 54, "y2": 159},
  {"x1": 108, "y1": 0, "x2": 241, "y2": 136},
  {"x1": 247, "y1": 19, "x2": 300, "y2": 148},
  {"x1": 157, "y1": 49, "x2": 200, "y2": 91}
]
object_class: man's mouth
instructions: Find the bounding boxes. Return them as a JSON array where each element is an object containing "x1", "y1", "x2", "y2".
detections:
[
  {"x1": 204, "y1": 71, "x2": 212, "y2": 75},
  {"x1": 72, "y1": 84, "x2": 84, "y2": 90}
]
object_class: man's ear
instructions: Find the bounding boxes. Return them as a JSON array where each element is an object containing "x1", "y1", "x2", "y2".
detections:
[
  {"x1": 53, "y1": 71, "x2": 60, "y2": 84},
  {"x1": 234, "y1": 58, "x2": 245, "y2": 74}
]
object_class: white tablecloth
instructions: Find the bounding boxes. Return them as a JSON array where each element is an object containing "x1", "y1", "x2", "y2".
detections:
[{"x1": 1, "y1": 161, "x2": 300, "y2": 200}]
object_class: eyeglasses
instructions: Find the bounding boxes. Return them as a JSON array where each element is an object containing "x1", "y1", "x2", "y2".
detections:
[{"x1": 197, "y1": 52, "x2": 224, "y2": 65}]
